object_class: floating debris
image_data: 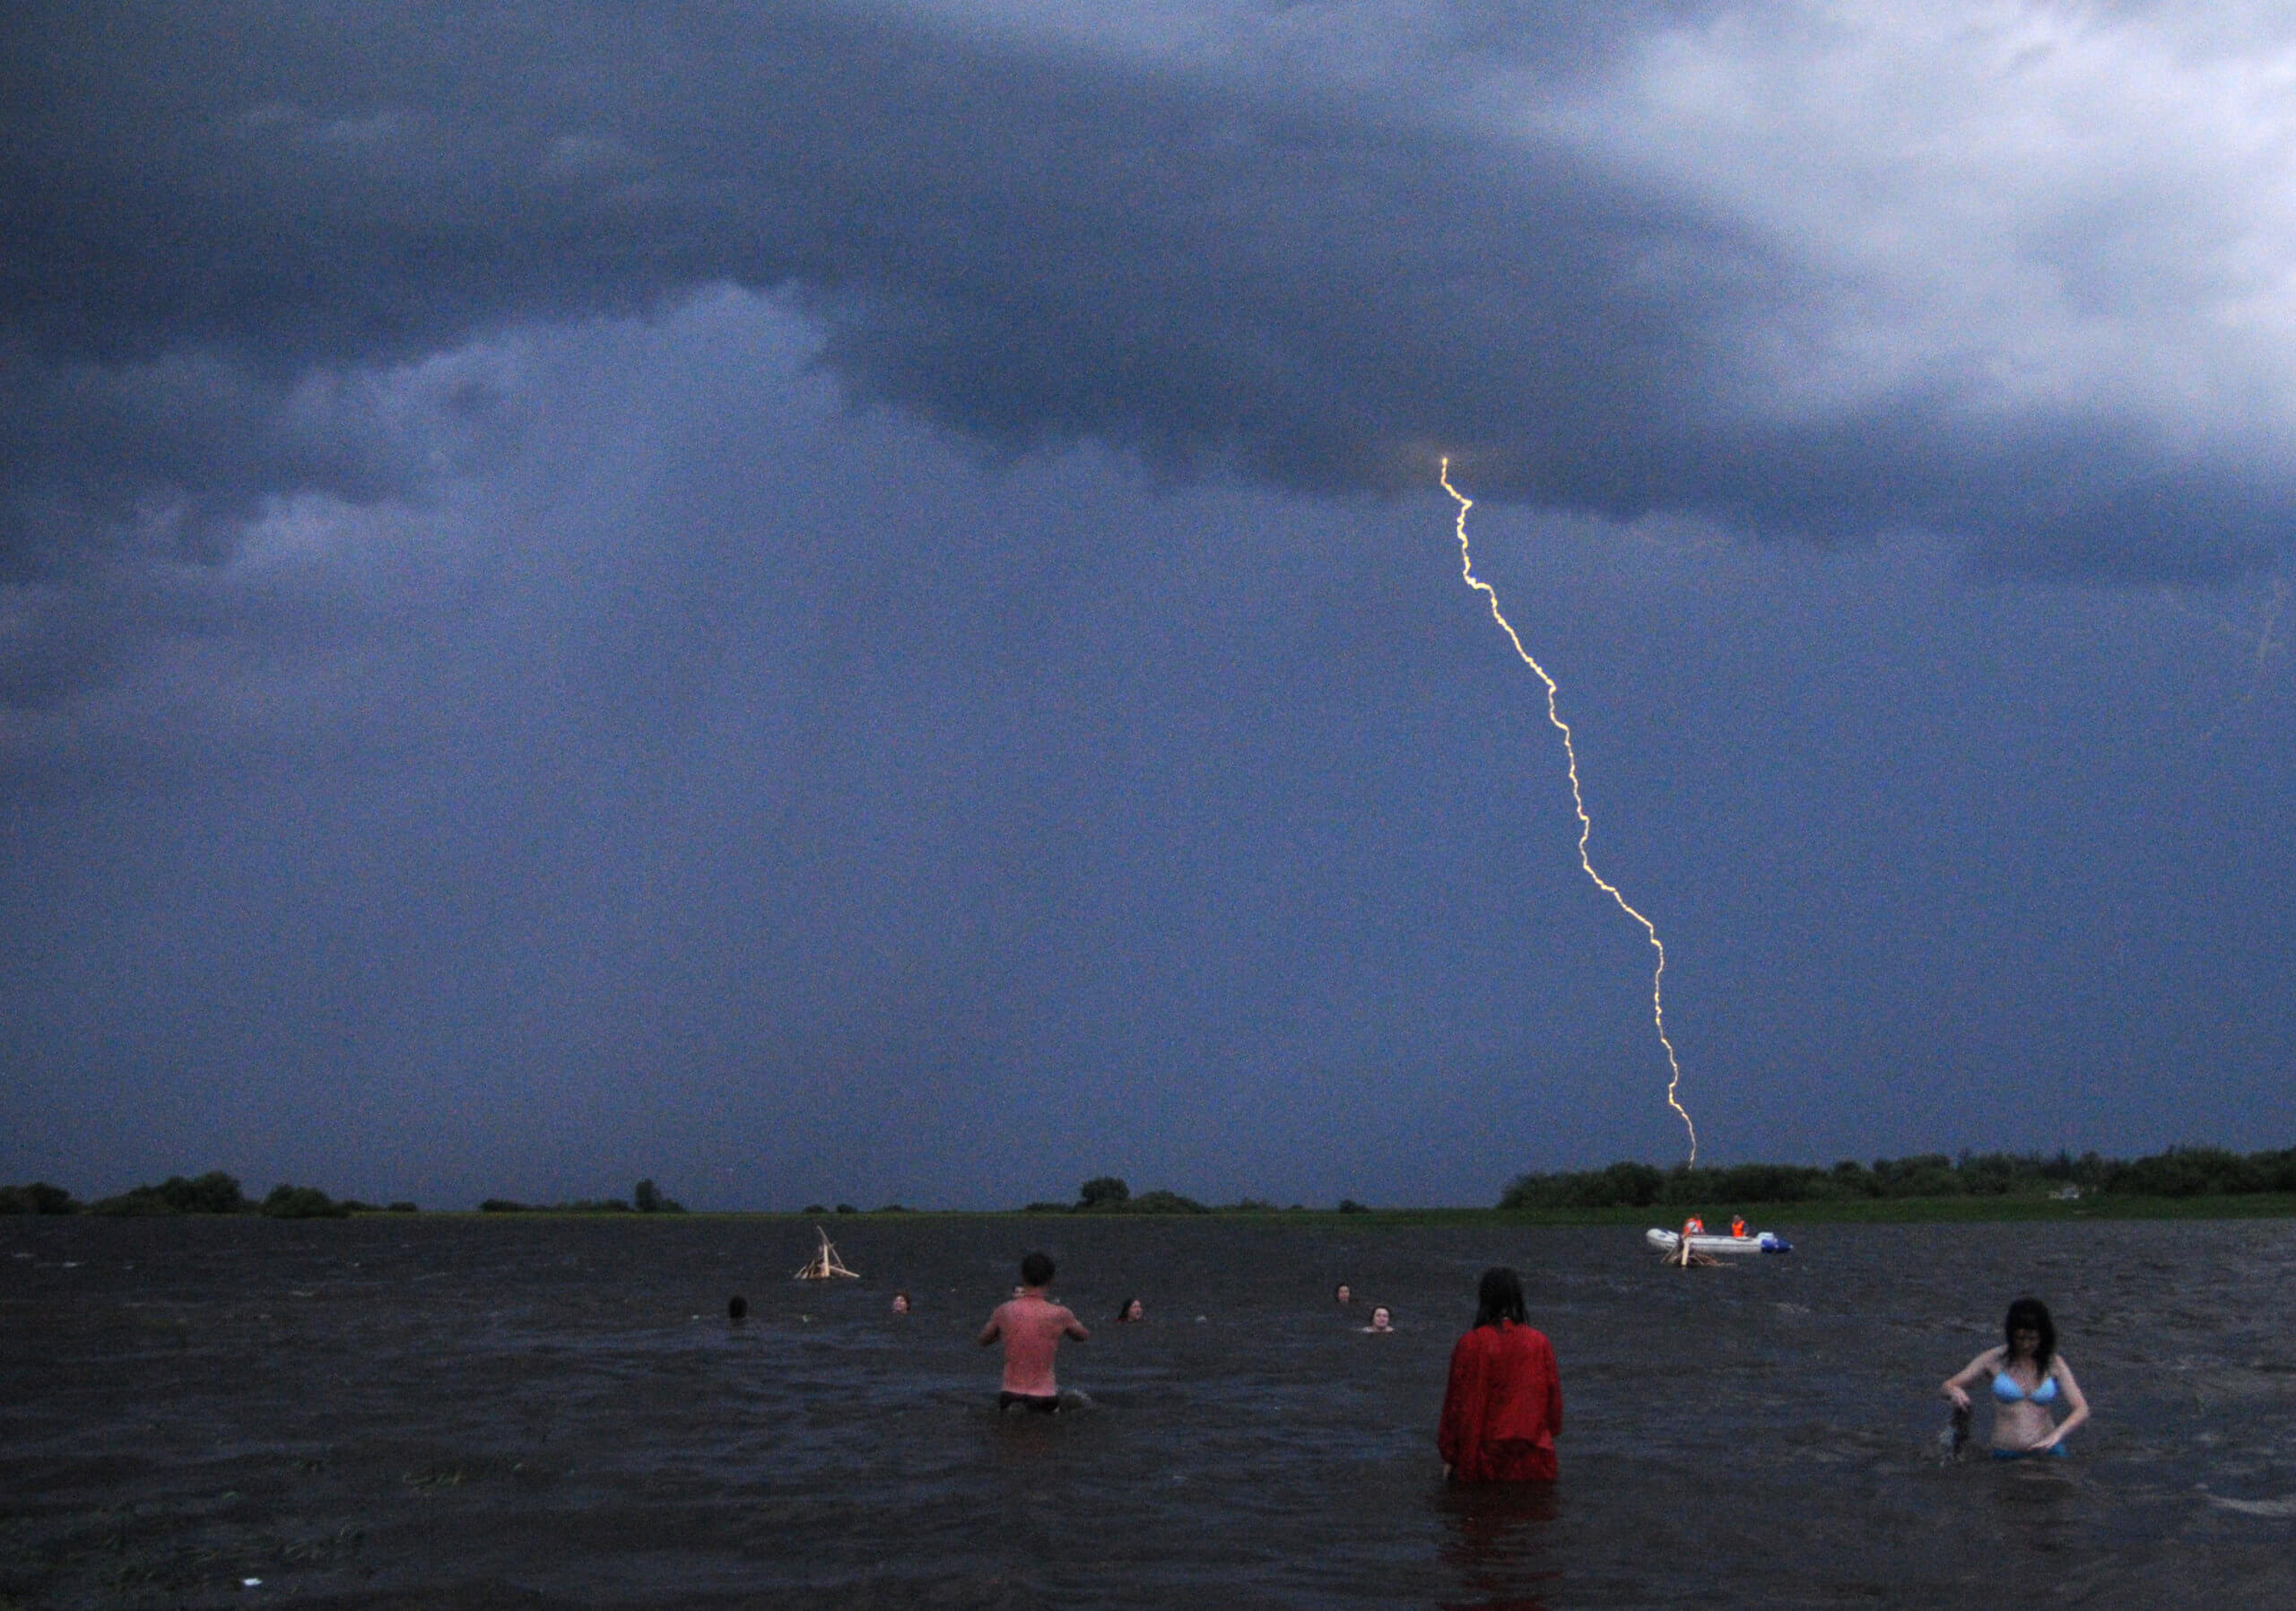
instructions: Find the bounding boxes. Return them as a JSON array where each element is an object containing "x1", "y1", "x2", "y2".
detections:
[{"x1": 794, "y1": 1225, "x2": 859, "y2": 1281}]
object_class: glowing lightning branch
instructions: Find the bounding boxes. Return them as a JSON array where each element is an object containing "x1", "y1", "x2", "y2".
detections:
[
  {"x1": 2214, "y1": 573, "x2": 2290, "y2": 745},
  {"x1": 2159, "y1": 572, "x2": 2291, "y2": 746},
  {"x1": 1441, "y1": 457, "x2": 1699, "y2": 1163}
]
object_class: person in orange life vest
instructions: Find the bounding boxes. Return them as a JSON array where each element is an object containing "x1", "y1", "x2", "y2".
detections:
[
  {"x1": 1439, "y1": 1267, "x2": 1563, "y2": 1484},
  {"x1": 1682, "y1": 1215, "x2": 1704, "y2": 1236},
  {"x1": 1730, "y1": 1215, "x2": 1748, "y2": 1238}
]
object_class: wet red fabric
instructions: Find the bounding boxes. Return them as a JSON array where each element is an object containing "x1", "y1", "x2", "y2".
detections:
[{"x1": 1439, "y1": 1320, "x2": 1562, "y2": 1483}]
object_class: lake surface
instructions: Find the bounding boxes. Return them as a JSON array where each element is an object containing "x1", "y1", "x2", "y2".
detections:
[{"x1": 4, "y1": 1215, "x2": 2293, "y2": 1608}]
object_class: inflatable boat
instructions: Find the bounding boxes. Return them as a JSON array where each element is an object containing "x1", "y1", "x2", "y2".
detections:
[{"x1": 1646, "y1": 1228, "x2": 1793, "y2": 1256}]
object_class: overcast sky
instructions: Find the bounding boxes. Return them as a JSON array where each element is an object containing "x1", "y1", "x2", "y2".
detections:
[{"x1": 4, "y1": 2, "x2": 2291, "y2": 1209}]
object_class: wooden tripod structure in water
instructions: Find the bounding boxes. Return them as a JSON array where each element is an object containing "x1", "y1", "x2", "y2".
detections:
[{"x1": 795, "y1": 1225, "x2": 860, "y2": 1280}]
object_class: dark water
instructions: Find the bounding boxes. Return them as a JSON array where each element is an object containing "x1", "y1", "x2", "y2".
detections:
[{"x1": 4, "y1": 1215, "x2": 2294, "y2": 1609}]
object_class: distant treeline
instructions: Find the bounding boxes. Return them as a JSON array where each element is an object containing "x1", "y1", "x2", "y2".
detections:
[
  {"x1": 1019, "y1": 1178, "x2": 1372, "y2": 1215},
  {"x1": 17, "y1": 1150, "x2": 2290, "y2": 1219},
  {"x1": 482, "y1": 1180, "x2": 685, "y2": 1214},
  {"x1": 1500, "y1": 1145, "x2": 2296, "y2": 1210},
  {"x1": 0, "y1": 1171, "x2": 680, "y2": 1217},
  {"x1": 0, "y1": 1172, "x2": 410, "y2": 1218}
]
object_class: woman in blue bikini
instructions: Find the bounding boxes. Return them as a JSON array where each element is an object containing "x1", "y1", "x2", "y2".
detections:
[{"x1": 1941, "y1": 1297, "x2": 2089, "y2": 1458}]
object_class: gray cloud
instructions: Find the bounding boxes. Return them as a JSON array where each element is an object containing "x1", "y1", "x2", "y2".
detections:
[{"x1": 4, "y1": 1, "x2": 2290, "y2": 710}]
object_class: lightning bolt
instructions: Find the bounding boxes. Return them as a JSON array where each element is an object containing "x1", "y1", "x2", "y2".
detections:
[
  {"x1": 2157, "y1": 571, "x2": 2291, "y2": 745},
  {"x1": 1442, "y1": 458, "x2": 1698, "y2": 1163},
  {"x1": 2213, "y1": 572, "x2": 2289, "y2": 745}
]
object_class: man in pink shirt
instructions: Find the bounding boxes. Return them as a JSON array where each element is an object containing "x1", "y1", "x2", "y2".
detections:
[{"x1": 977, "y1": 1251, "x2": 1089, "y2": 1412}]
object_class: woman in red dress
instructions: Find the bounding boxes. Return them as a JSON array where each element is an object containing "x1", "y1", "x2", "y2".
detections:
[{"x1": 1439, "y1": 1267, "x2": 1563, "y2": 1483}]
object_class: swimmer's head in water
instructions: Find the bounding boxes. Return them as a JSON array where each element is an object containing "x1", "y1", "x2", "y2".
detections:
[
  {"x1": 1118, "y1": 1297, "x2": 1143, "y2": 1321},
  {"x1": 2003, "y1": 1297, "x2": 2057, "y2": 1372},
  {"x1": 727, "y1": 1295, "x2": 747, "y2": 1320},
  {"x1": 1474, "y1": 1267, "x2": 1527, "y2": 1328},
  {"x1": 891, "y1": 1292, "x2": 910, "y2": 1313},
  {"x1": 1020, "y1": 1251, "x2": 1056, "y2": 1289},
  {"x1": 1334, "y1": 1283, "x2": 1352, "y2": 1304},
  {"x1": 1369, "y1": 1306, "x2": 1393, "y2": 1331}
]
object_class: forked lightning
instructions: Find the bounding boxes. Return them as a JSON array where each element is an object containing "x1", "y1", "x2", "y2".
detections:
[{"x1": 1441, "y1": 458, "x2": 1698, "y2": 1161}]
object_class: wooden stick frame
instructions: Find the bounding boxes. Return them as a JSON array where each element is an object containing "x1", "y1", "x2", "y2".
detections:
[{"x1": 795, "y1": 1224, "x2": 861, "y2": 1280}]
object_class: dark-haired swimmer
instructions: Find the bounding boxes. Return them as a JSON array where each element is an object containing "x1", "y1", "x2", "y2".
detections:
[
  {"x1": 1942, "y1": 1297, "x2": 2089, "y2": 1458},
  {"x1": 1334, "y1": 1283, "x2": 1352, "y2": 1305},
  {"x1": 891, "y1": 1292, "x2": 910, "y2": 1314},
  {"x1": 1364, "y1": 1304, "x2": 1395, "y2": 1334},
  {"x1": 1116, "y1": 1296, "x2": 1144, "y2": 1322},
  {"x1": 979, "y1": 1251, "x2": 1088, "y2": 1412}
]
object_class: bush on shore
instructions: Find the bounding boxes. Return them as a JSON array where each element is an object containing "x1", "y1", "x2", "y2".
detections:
[
  {"x1": 0, "y1": 1181, "x2": 80, "y2": 1215},
  {"x1": 91, "y1": 1171, "x2": 253, "y2": 1215},
  {"x1": 1499, "y1": 1144, "x2": 2296, "y2": 1210},
  {"x1": 1031, "y1": 1178, "x2": 1214, "y2": 1214},
  {"x1": 1130, "y1": 1189, "x2": 1212, "y2": 1214},
  {"x1": 263, "y1": 1183, "x2": 353, "y2": 1219},
  {"x1": 631, "y1": 1179, "x2": 685, "y2": 1213}
]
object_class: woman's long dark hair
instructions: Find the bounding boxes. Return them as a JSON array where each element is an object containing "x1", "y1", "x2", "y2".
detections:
[
  {"x1": 1474, "y1": 1267, "x2": 1527, "y2": 1328},
  {"x1": 2003, "y1": 1297, "x2": 2057, "y2": 1377}
]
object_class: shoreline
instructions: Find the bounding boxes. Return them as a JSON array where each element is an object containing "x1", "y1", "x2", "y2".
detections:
[
  {"x1": 19, "y1": 1196, "x2": 2296, "y2": 1227},
  {"x1": 279, "y1": 1193, "x2": 2296, "y2": 1224}
]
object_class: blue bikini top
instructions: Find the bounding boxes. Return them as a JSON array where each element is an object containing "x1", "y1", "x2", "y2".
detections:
[{"x1": 1993, "y1": 1367, "x2": 2058, "y2": 1405}]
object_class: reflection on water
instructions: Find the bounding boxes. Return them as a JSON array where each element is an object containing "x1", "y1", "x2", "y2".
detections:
[
  {"x1": 4, "y1": 1215, "x2": 2294, "y2": 1607},
  {"x1": 1437, "y1": 1481, "x2": 1559, "y2": 1611}
]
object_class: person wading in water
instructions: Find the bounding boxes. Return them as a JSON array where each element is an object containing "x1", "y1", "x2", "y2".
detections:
[
  {"x1": 1942, "y1": 1296, "x2": 2089, "y2": 1459},
  {"x1": 978, "y1": 1251, "x2": 1088, "y2": 1412},
  {"x1": 1439, "y1": 1267, "x2": 1564, "y2": 1482}
]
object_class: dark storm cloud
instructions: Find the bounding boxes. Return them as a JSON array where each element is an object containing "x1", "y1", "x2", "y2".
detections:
[{"x1": 4, "y1": 1, "x2": 2287, "y2": 704}]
